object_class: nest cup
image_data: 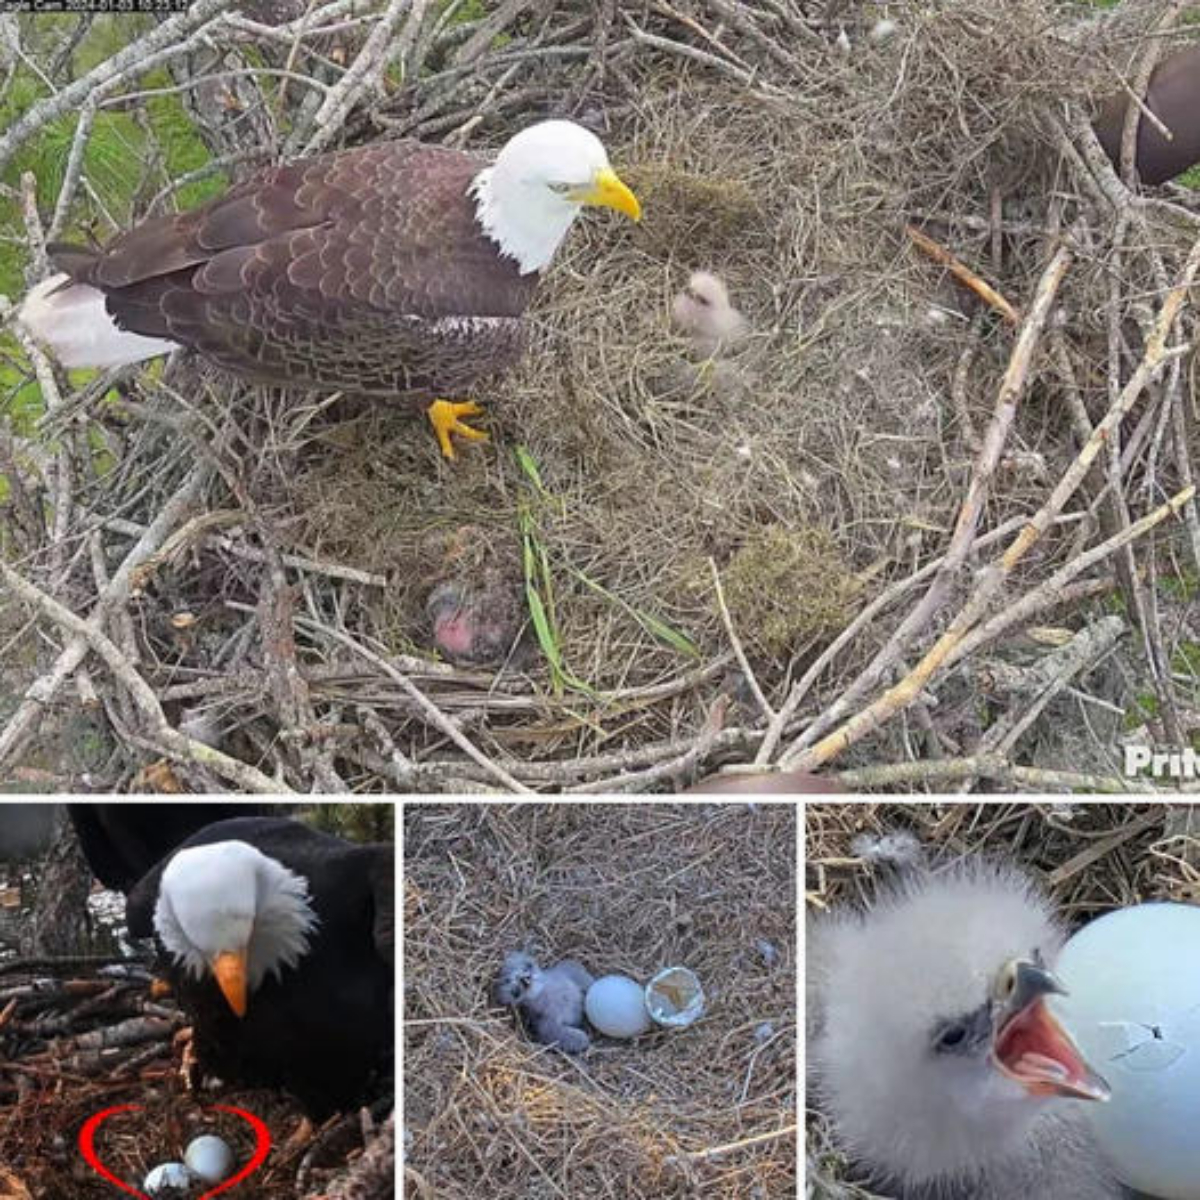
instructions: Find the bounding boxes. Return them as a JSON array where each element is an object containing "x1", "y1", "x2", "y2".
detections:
[{"x1": 645, "y1": 966, "x2": 705, "y2": 1028}]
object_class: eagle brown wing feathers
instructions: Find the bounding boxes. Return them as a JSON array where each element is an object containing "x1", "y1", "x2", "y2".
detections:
[{"x1": 48, "y1": 141, "x2": 537, "y2": 397}]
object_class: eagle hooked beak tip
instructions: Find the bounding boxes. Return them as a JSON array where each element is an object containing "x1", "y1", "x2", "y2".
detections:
[{"x1": 576, "y1": 167, "x2": 641, "y2": 222}]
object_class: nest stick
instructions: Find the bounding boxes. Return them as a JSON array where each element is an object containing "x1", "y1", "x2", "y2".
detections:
[
  {"x1": 665, "y1": 1122, "x2": 798, "y2": 1165},
  {"x1": 905, "y1": 225, "x2": 1020, "y2": 325},
  {"x1": 0, "y1": 560, "x2": 286, "y2": 793},
  {"x1": 835, "y1": 756, "x2": 1160, "y2": 793},
  {"x1": 0, "y1": 466, "x2": 211, "y2": 773},
  {"x1": 782, "y1": 236, "x2": 1074, "y2": 768}
]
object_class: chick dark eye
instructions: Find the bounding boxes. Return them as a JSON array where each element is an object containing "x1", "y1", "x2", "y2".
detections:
[{"x1": 935, "y1": 1023, "x2": 968, "y2": 1051}]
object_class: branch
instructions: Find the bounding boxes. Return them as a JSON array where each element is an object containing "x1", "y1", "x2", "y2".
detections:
[
  {"x1": 781, "y1": 234, "x2": 1074, "y2": 763},
  {"x1": 905, "y1": 224, "x2": 1020, "y2": 324},
  {"x1": 0, "y1": 0, "x2": 234, "y2": 177},
  {"x1": 0, "y1": 561, "x2": 287, "y2": 794},
  {"x1": 0, "y1": 467, "x2": 212, "y2": 773}
]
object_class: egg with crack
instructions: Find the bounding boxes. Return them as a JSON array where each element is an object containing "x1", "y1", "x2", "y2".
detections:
[{"x1": 1051, "y1": 903, "x2": 1200, "y2": 1200}]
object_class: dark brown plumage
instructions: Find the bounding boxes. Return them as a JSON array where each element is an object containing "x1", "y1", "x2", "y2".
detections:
[
  {"x1": 21, "y1": 121, "x2": 638, "y2": 457},
  {"x1": 1094, "y1": 44, "x2": 1200, "y2": 186},
  {"x1": 49, "y1": 142, "x2": 534, "y2": 397}
]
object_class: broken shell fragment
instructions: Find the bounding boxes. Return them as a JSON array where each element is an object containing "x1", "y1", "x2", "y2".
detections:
[
  {"x1": 645, "y1": 966, "x2": 705, "y2": 1028},
  {"x1": 143, "y1": 1162, "x2": 194, "y2": 1197}
]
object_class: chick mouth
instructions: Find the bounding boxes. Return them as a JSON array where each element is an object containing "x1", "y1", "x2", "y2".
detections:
[{"x1": 992, "y1": 994, "x2": 1110, "y2": 1102}]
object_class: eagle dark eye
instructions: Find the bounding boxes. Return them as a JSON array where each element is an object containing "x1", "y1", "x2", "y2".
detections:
[{"x1": 548, "y1": 182, "x2": 571, "y2": 195}]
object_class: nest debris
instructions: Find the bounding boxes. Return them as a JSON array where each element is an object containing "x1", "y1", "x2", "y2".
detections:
[{"x1": 1, "y1": 0, "x2": 1199, "y2": 792}]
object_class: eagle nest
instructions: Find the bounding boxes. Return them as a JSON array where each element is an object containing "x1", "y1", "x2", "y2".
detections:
[
  {"x1": 2, "y1": 0, "x2": 1200, "y2": 793},
  {"x1": 804, "y1": 800, "x2": 1200, "y2": 1196},
  {"x1": 405, "y1": 801, "x2": 797, "y2": 1200}
]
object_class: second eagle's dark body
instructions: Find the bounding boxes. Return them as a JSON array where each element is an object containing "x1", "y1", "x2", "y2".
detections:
[
  {"x1": 50, "y1": 141, "x2": 536, "y2": 397},
  {"x1": 126, "y1": 817, "x2": 393, "y2": 1119},
  {"x1": 68, "y1": 802, "x2": 267, "y2": 892},
  {"x1": 1094, "y1": 44, "x2": 1200, "y2": 186}
]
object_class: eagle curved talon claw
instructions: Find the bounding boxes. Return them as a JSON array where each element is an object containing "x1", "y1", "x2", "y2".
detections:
[{"x1": 428, "y1": 399, "x2": 488, "y2": 460}]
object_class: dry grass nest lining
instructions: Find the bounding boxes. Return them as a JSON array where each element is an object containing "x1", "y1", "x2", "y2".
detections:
[
  {"x1": 804, "y1": 802, "x2": 1200, "y2": 1199},
  {"x1": 294, "y1": 19, "x2": 1091, "y2": 686},
  {"x1": 7, "y1": 0, "x2": 1200, "y2": 792},
  {"x1": 404, "y1": 803, "x2": 796, "y2": 1200}
]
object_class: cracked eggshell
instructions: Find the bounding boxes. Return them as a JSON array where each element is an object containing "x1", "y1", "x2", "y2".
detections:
[
  {"x1": 645, "y1": 966, "x2": 704, "y2": 1028},
  {"x1": 143, "y1": 1162, "x2": 195, "y2": 1196},
  {"x1": 1050, "y1": 903, "x2": 1200, "y2": 1200},
  {"x1": 585, "y1": 974, "x2": 651, "y2": 1038}
]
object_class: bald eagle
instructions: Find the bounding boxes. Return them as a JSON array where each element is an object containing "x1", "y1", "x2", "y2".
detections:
[
  {"x1": 17, "y1": 120, "x2": 640, "y2": 458},
  {"x1": 809, "y1": 859, "x2": 1117, "y2": 1198},
  {"x1": 126, "y1": 816, "x2": 393, "y2": 1119}
]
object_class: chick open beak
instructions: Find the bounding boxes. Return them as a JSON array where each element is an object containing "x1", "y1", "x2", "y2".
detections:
[
  {"x1": 991, "y1": 961, "x2": 1109, "y2": 1102},
  {"x1": 211, "y1": 948, "x2": 249, "y2": 1018},
  {"x1": 575, "y1": 167, "x2": 641, "y2": 221}
]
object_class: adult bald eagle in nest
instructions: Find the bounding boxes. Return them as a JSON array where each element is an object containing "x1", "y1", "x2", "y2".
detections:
[
  {"x1": 17, "y1": 120, "x2": 640, "y2": 458},
  {"x1": 126, "y1": 816, "x2": 393, "y2": 1119}
]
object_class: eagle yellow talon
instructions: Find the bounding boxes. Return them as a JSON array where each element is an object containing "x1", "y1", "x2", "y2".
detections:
[{"x1": 429, "y1": 399, "x2": 489, "y2": 460}]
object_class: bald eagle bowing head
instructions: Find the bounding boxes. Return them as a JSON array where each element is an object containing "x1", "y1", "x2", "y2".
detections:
[
  {"x1": 153, "y1": 839, "x2": 319, "y2": 1018},
  {"x1": 127, "y1": 816, "x2": 393, "y2": 1118}
]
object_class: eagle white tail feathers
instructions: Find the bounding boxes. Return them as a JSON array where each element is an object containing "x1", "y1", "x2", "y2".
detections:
[{"x1": 16, "y1": 273, "x2": 178, "y2": 369}]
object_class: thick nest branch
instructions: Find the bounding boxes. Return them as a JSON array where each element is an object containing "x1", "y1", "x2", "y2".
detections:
[{"x1": 3, "y1": 0, "x2": 1200, "y2": 791}]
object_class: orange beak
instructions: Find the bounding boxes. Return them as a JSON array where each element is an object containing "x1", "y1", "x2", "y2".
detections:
[{"x1": 211, "y1": 948, "x2": 249, "y2": 1018}]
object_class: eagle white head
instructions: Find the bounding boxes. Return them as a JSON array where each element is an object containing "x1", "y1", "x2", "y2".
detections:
[
  {"x1": 811, "y1": 861, "x2": 1110, "y2": 1190},
  {"x1": 153, "y1": 840, "x2": 319, "y2": 1018},
  {"x1": 472, "y1": 119, "x2": 641, "y2": 275}
]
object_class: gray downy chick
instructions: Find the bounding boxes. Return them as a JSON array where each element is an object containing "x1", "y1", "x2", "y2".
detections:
[
  {"x1": 671, "y1": 271, "x2": 748, "y2": 358},
  {"x1": 495, "y1": 951, "x2": 594, "y2": 1053},
  {"x1": 809, "y1": 858, "x2": 1126, "y2": 1200}
]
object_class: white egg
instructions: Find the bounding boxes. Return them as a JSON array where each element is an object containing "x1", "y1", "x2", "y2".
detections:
[
  {"x1": 1050, "y1": 902, "x2": 1200, "y2": 1200},
  {"x1": 184, "y1": 1134, "x2": 234, "y2": 1184},
  {"x1": 585, "y1": 974, "x2": 651, "y2": 1038},
  {"x1": 142, "y1": 1162, "x2": 194, "y2": 1196}
]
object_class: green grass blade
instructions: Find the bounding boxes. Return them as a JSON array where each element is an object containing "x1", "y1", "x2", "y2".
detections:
[{"x1": 566, "y1": 565, "x2": 701, "y2": 659}]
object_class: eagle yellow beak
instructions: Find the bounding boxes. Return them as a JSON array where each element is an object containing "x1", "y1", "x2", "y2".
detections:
[
  {"x1": 212, "y1": 948, "x2": 249, "y2": 1018},
  {"x1": 576, "y1": 167, "x2": 641, "y2": 221}
]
